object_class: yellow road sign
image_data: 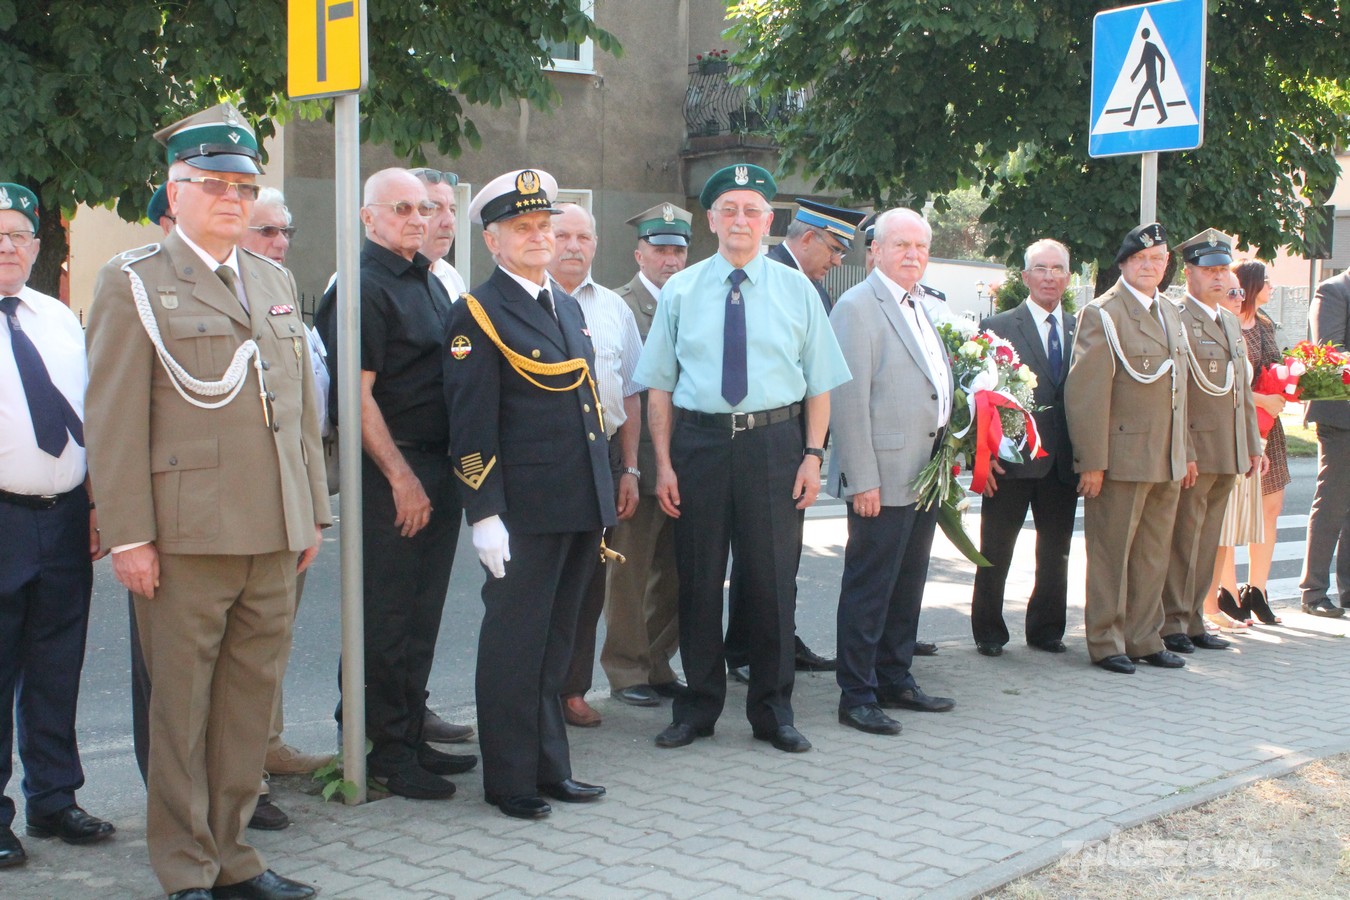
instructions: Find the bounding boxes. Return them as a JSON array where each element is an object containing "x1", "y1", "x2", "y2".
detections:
[{"x1": 289, "y1": 0, "x2": 367, "y2": 100}]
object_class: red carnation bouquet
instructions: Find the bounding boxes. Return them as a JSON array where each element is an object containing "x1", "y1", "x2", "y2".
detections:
[
  {"x1": 912, "y1": 322, "x2": 1047, "y2": 567},
  {"x1": 1253, "y1": 340, "x2": 1350, "y2": 436}
]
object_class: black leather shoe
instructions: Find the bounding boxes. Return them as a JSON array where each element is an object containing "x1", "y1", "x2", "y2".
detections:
[
  {"x1": 369, "y1": 759, "x2": 455, "y2": 800},
  {"x1": 1094, "y1": 655, "x2": 1136, "y2": 674},
  {"x1": 650, "y1": 680, "x2": 687, "y2": 699},
  {"x1": 754, "y1": 725, "x2": 812, "y2": 753},
  {"x1": 169, "y1": 890, "x2": 212, "y2": 899},
  {"x1": 0, "y1": 824, "x2": 26, "y2": 868},
  {"x1": 211, "y1": 869, "x2": 316, "y2": 899},
  {"x1": 247, "y1": 795, "x2": 289, "y2": 831},
  {"x1": 975, "y1": 641, "x2": 1003, "y2": 657},
  {"x1": 914, "y1": 641, "x2": 938, "y2": 656},
  {"x1": 877, "y1": 686, "x2": 955, "y2": 712},
  {"x1": 838, "y1": 704, "x2": 902, "y2": 735},
  {"x1": 25, "y1": 804, "x2": 115, "y2": 845},
  {"x1": 1303, "y1": 598, "x2": 1346, "y2": 618},
  {"x1": 793, "y1": 637, "x2": 837, "y2": 671},
  {"x1": 486, "y1": 795, "x2": 550, "y2": 819},
  {"x1": 1028, "y1": 638, "x2": 1067, "y2": 653},
  {"x1": 1162, "y1": 633, "x2": 1195, "y2": 654},
  {"x1": 418, "y1": 743, "x2": 478, "y2": 775},
  {"x1": 654, "y1": 722, "x2": 714, "y2": 748},
  {"x1": 1134, "y1": 650, "x2": 1186, "y2": 668},
  {"x1": 1190, "y1": 632, "x2": 1231, "y2": 650},
  {"x1": 727, "y1": 665, "x2": 750, "y2": 685},
  {"x1": 422, "y1": 709, "x2": 474, "y2": 744},
  {"x1": 613, "y1": 685, "x2": 661, "y2": 706},
  {"x1": 538, "y1": 779, "x2": 606, "y2": 803}
]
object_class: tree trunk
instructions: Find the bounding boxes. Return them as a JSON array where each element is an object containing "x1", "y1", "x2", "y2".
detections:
[{"x1": 30, "y1": 194, "x2": 69, "y2": 302}]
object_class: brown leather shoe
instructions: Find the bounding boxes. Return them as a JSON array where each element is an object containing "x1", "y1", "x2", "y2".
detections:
[
  {"x1": 562, "y1": 695, "x2": 601, "y2": 727},
  {"x1": 264, "y1": 744, "x2": 335, "y2": 776}
]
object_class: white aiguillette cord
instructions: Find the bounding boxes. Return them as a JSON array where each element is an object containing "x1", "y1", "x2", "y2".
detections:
[{"x1": 121, "y1": 247, "x2": 266, "y2": 412}]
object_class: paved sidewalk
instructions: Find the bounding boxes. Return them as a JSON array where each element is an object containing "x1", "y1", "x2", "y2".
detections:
[{"x1": 8, "y1": 600, "x2": 1350, "y2": 899}]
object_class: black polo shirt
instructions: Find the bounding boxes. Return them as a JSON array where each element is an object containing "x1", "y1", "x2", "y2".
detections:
[{"x1": 319, "y1": 239, "x2": 451, "y2": 443}]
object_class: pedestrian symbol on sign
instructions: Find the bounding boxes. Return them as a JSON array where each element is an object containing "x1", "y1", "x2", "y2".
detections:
[{"x1": 1090, "y1": 8, "x2": 1200, "y2": 143}]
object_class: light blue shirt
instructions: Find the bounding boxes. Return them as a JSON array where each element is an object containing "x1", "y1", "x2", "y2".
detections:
[{"x1": 635, "y1": 251, "x2": 850, "y2": 413}]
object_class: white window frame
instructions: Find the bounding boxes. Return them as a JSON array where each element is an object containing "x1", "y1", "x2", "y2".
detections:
[
  {"x1": 555, "y1": 187, "x2": 593, "y2": 213},
  {"x1": 542, "y1": 0, "x2": 595, "y2": 74}
]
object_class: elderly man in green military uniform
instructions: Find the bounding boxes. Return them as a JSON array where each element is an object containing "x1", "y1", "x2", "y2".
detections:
[{"x1": 86, "y1": 102, "x2": 328, "y2": 900}]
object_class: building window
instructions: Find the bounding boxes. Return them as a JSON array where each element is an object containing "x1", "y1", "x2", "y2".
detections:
[{"x1": 542, "y1": 0, "x2": 595, "y2": 74}]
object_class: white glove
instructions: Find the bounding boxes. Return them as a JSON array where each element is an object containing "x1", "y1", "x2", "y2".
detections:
[{"x1": 472, "y1": 514, "x2": 511, "y2": 579}]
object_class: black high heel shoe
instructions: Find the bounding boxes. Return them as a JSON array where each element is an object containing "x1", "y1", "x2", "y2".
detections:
[
  {"x1": 1240, "y1": 584, "x2": 1281, "y2": 625},
  {"x1": 1217, "y1": 586, "x2": 1253, "y2": 624}
]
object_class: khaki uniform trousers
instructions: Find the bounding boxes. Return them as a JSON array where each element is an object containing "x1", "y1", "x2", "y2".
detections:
[
  {"x1": 1084, "y1": 478, "x2": 1180, "y2": 661},
  {"x1": 136, "y1": 549, "x2": 296, "y2": 894},
  {"x1": 600, "y1": 494, "x2": 679, "y2": 690},
  {"x1": 1162, "y1": 473, "x2": 1235, "y2": 637}
]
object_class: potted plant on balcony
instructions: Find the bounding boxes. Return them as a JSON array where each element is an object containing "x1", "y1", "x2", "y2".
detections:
[{"x1": 696, "y1": 49, "x2": 730, "y2": 74}]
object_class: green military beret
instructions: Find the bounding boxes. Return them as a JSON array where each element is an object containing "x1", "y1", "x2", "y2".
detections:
[
  {"x1": 146, "y1": 184, "x2": 170, "y2": 223},
  {"x1": 0, "y1": 183, "x2": 39, "y2": 232},
  {"x1": 698, "y1": 163, "x2": 776, "y2": 209}
]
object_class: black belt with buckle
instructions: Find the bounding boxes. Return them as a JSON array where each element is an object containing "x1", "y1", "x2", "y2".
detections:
[
  {"x1": 0, "y1": 487, "x2": 72, "y2": 511},
  {"x1": 678, "y1": 403, "x2": 803, "y2": 435},
  {"x1": 393, "y1": 439, "x2": 450, "y2": 455}
]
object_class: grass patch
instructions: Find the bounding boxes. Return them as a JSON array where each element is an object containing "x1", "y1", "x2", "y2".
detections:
[{"x1": 1282, "y1": 419, "x2": 1318, "y2": 458}]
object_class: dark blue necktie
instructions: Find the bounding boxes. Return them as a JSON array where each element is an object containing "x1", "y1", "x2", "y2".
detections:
[
  {"x1": 1047, "y1": 313, "x2": 1063, "y2": 380},
  {"x1": 1, "y1": 296, "x2": 84, "y2": 457},
  {"x1": 721, "y1": 269, "x2": 748, "y2": 406}
]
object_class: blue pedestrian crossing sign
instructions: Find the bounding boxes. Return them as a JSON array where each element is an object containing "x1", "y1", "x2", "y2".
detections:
[{"x1": 1089, "y1": 0, "x2": 1206, "y2": 158}]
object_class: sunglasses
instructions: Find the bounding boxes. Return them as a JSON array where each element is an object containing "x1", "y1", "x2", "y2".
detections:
[
  {"x1": 1226, "y1": 288, "x2": 1246, "y2": 298},
  {"x1": 409, "y1": 168, "x2": 459, "y2": 186},
  {"x1": 367, "y1": 200, "x2": 439, "y2": 218},
  {"x1": 174, "y1": 177, "x2": 262, "y2": 202},
  {"x1": 249, "y1": 225, "x2": 296, "y2": 239}
]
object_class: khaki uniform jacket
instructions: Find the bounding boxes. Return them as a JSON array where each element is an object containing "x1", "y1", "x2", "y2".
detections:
[
  {"x1": 1175, "y1": 296, "x2": 1261, "y2": 474},
  {"x1": 615, "y1": 274, "x2": 659, "y2": 495},
  {"x1": 85, "y1": 231, "x2": 330, "y2": 555},
  {"x1": 1065, "y1": 279, "x2": 1193, "y2": 483}
]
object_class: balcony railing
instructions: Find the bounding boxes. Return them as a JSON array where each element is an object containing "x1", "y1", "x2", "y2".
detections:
[{"x1": 684, "y1": 62, "x2": 807, "y2": 142}]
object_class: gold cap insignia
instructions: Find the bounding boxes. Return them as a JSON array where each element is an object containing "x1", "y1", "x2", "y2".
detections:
[
  {"x1": 516, "y1": 170, "x2": 541, "y2": 195},
  {"x1": 734, "y1": 165, "x2": 749, "y2": 185},
  {"x1": 450, "y1": 335, "x2": 472, "y2": 360}
]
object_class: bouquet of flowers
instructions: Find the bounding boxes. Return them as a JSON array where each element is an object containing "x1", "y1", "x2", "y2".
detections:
[
  {"x1": 1252, "y1": 340, "x2": 1350, "y2": 436},
  {"x1": 912, "y1": 321, "x2": 1047, "y2": 567}
]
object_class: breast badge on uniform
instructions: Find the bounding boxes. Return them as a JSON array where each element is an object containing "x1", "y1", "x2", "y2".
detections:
[
  {"x1": 455, "y1": 452, "x2": 496, "y2": 490},
  {"x1": 158, "y1": 287, "x2": 179, "y2": 310},
  {"x1": 450, "y1": 335, "x2": 472, "y2": 360},
  {"x1": 269, "y1": 304, "x2": 295, "y2": 316}
]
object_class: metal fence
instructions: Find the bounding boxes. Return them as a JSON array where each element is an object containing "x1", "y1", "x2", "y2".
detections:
[{"x1": 684, "y1": 63, "x2": 807, "y2": 138}]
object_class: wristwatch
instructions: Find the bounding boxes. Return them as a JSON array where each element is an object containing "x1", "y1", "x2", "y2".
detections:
[
  {"x1": 803, "y1": 447, "x2": 825, "y2": 462},
  {"x1": 622, "y1": 466, "x2": 642, "y2": 479}
]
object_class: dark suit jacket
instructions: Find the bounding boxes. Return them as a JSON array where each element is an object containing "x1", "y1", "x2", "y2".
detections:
[
  {"x1": 1307, "y1": 270, "x2": 1350, "y2": 429},
  {"x1": 444, "y1": 266, "x2": 615, "y2": 534},
  {"x1": 981, "y1": 301, "x2": 1076, "y2": 484},
  {"x1": 767, "y1": 242, "x2": 832, "y2": 313}
]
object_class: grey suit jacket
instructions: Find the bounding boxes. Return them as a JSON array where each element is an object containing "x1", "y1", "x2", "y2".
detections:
[
  {"x1": 1306, "y1": 270, "x2": 1350, "y2": 429},
  {"x1": 827, "y1": 269, "x2": 954, "y2": 506},
  {"x1": 980, "y1": 301, "x2": 1076, "y2": 483}
]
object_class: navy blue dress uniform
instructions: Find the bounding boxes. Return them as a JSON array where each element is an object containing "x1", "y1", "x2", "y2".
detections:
[
  {"x1": 445, "y1": 169, "x2": 614, "y2": 819},
  {"x1": 0, "y1": 184, "x2": 115, "y2": 868}
]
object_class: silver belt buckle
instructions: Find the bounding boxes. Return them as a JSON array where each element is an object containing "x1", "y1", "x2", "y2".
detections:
[{"x1": 731, "y1": 412, "x2": 755, "y2": 436}]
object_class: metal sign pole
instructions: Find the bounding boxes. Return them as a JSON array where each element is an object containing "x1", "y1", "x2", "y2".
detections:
[
  {"x1": 335, "y1": 91, "x2": 366, "y2": 804},
  {"x1": 1140, "y1": 151, "x2": 1158, "y2": 225}
]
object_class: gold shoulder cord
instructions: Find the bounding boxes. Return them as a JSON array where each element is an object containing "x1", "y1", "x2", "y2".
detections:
[{"x1": 462, "y1": 294, "x2": 624, "y2": 565}]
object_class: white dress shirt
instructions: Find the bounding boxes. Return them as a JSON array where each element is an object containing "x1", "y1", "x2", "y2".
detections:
[
  {"x1": 553, "y1": 273, "x2": 643, "y2": 437},
  {"x1": 0, "y1": 286, "x2": 88, "y2": 495},
  {"x1": 431, "y1": 258, "x2": 466, "y2": 300},
  {"x1": 1025, "y1": 301, "x2": 1065, "y2": 360},
  {"x1": 876, "y1": 270, "x2": 952, "y2": 427}
]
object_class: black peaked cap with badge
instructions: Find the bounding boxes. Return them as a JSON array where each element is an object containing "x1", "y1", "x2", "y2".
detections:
[{"x1": 793, "y1": 198, "x2": 867, "y2": 242}]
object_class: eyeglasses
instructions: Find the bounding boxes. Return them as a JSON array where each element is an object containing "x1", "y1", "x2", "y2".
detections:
[
  {"x1": 409, "y1": 168, "x2": 459, "y2": 187},
  {"x1": 1029, "y1": 265, "x2": 1069, "y2": 276},
  {"x1": 1226, "y1": 288, "x2": 1246, "y2": 298},
  {"x1": 713, "y1": 205, "x2": 769, "y2": 221},
  {"x1": 367, "y1": 200, "x2": 438, "y2": 218},
  {"x1": 249, "y1": 225, "x2": 296, "y2": 239},
  {"x1": 815, "y1": 229, "x2": 848, "y2": 260},
  {"x1": 0, "y1": 230, "x2": 36, "y2": 248},
  {"x1": 174, "y1": 177, "x2": 262, "y2": 201}
]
